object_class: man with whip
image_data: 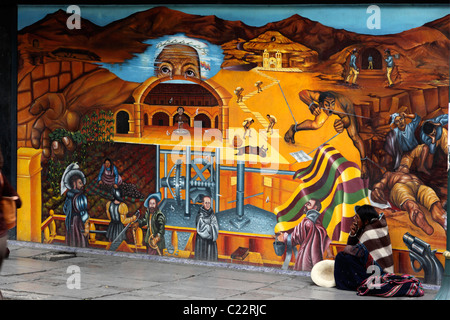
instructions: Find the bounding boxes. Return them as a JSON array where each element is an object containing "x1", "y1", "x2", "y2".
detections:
[{"x1": 284, "y1": 89, "x2": 368, "y2": 179}]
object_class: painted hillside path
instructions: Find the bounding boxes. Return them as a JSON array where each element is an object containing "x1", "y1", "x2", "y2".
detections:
[{"x1": 236, "y1": 68, "x2": 290, "y2": 129}]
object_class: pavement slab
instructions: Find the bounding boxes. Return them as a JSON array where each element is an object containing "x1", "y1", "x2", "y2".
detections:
[{"x1": 0, "y1": 240, "x2": 442, "y2": 305}]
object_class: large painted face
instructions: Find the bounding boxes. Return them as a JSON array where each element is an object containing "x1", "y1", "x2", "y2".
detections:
[{"x1": 155, "y1": 44, "x2": 201, "y2": 79}]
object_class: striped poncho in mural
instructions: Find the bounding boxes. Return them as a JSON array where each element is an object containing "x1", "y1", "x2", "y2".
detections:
[{"x1": 274, "y1": 144, "x2": 370, "y2": 242}]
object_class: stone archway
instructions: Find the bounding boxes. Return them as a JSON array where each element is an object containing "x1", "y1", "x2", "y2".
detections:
[
  {"x1": 268, "y1": 57, "x2": 277, "y2": 68},
  {"x1": 152, "y1": 112, "x2": 170, "y2": 126},
  {"x1": 194, "y1": 113, "x2": 212, "y2": 128},
  {"x1": 132, "y1": 75, "x2": 232, "y2": 138}
]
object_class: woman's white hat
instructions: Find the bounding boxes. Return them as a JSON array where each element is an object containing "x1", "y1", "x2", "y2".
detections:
[{"x1": 310, "y1": 260, "x2": 336, "y2": 288}]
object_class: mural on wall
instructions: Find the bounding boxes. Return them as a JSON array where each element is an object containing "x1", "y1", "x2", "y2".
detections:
[{"x1": 16, "y1": 4, "x2": 449, "y2": 285}]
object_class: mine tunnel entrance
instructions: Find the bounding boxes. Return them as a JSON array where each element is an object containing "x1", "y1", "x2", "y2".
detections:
[{"x1": 360, "y1": 47, "x2": 383, "y2": 70}]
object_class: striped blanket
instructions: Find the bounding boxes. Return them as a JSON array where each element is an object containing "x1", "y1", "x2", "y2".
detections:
[
  {"x1": 275, "y1": 144, "x2": 369, "y2": 243},
  {"x1": 358, "y1": 214, "x2": 395, "y2": 273},
  {"x1": 357, "y1": 273, "x2": 424, "y2": 297}
]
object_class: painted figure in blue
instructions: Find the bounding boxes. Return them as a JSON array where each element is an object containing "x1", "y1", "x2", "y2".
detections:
[
  {"x1": 419, "y1": 114, "x2": 448, "y2": 173},
  {"x1": 98, "y1": 158, "x2": 122, "y2": 189},
  {"x1": 345, "y1": 48, "x2": 359, "y2": 86},
  {"x1": 384, "y1": 108, "x2": 430, "y2": 174},
  {"x1": 390, "y1": 111, "x2": 421, "y2": 153},
  {"x1": 421, "y1": 114, "x2": 448, "y2": 155},
  {"x1": 368, "y1": 54, "x2": 373, "y2": 69},
  {"x1": 97, "y1": 158, "x2": 145, "y2": 200}
]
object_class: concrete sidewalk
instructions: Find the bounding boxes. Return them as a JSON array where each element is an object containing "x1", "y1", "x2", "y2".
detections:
[{"x1": 0, "y1": 240, "x2": 441, "y2": 301}]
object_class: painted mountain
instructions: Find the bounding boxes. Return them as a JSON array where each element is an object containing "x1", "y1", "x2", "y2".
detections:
[{"x1": 18, "y1": 6, "x2": 449, "y2": 86}]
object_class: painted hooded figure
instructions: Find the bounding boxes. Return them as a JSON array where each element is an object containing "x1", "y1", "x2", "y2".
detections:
[{"x1": 194, "y1": 196, "x2": 219, "y2": 261}]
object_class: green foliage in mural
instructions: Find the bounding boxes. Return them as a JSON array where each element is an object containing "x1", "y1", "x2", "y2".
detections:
[
  {"x1": 81, "y1": 110, "x2": 115, "y2": 144},
  {"x1": 43, "y1": 110, "x2": 115, "y2": 218}
]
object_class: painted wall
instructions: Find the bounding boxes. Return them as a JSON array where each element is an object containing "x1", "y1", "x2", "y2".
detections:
[{"x1": 16, "y1": 4, "x2": 449, "y2": 285}]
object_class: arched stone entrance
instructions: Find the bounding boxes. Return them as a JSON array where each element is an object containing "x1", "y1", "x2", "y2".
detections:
[
  {"x1": 268, "y1": 57, "x2": 277, "y2": 68},
  {"x1": 153, "y1": 112, "x2": 170, "y2": 126},
  {"x1": 132, "y1": 75, "x2": 232, "y2": 138},
  {"x1": 194, "y1": 113, "x2": 212, "y2": 128}
]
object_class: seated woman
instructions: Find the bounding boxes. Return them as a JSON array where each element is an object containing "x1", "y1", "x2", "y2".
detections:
[
  {"x1": 97, "y1": 158, "x2": 145, "y2": 200},
  {"x1": 97, "y1": 158, "x2": 122, "y2": 189},
  {"x1": 334, "y1": 204, "x2": 394, "y2": 291}
]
